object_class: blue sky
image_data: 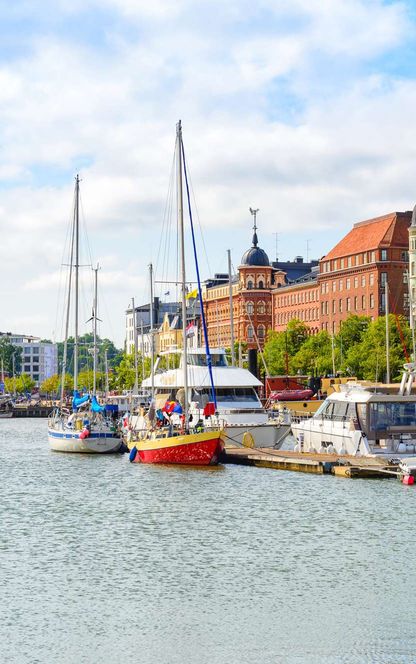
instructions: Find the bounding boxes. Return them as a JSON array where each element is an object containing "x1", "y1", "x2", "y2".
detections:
[{"x1": 1, "y1": 0, "x2": 416, "y2": 347}]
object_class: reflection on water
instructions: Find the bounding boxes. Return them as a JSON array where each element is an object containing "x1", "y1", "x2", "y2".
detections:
[{"x1": 0, "y1": 419, "x2": 415, "y2": 664}]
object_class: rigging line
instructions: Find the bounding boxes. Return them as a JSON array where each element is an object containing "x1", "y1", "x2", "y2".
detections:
[
  {"x1": 54, "y1": 185, "x2": 77, "y2": 344},
  {"x1": 181, "y1": 138, "x2": 217, "y2": 408},
  {"x1": 155, "y1": 147, "x2": 176, "y2": 279},
  {"x1": 185, "y1": 163, "x2": 213, "y2": 278}
]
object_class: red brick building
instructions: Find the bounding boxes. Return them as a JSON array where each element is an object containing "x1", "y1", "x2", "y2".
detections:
[
  {"x1": 203, "y1": 210, "x2": 411, "y2": 349},
  {"x1": 318, "y1": 212, "x2": 410, "y2": 333},
  {"x1": 272, "y1": 270, "x2": 320, "y2": 334},
  {"x1": 204, "y1": 227, "x2": 285, "y2": 349}
]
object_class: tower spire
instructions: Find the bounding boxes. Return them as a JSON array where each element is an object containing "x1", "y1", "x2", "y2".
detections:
[{"x1": 249, "y1": 207, "x2": 259, "y2": 247}]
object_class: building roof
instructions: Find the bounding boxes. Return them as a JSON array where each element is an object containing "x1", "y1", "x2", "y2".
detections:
[
  {"x1": 323, "y1": 212, "x2": 411, "y2": 261},
  {"x1": 241, "y1": 225, "x2": 270, "y2": 267}
]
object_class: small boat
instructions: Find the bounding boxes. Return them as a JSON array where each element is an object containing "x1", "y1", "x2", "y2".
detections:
[
  {"x1": 130, "y1": 429, "x2": 224, "y2": 465},
  {"x1": 269, "y1": 389, "x2": 314, "y2": 402},
  {"x1": 47, "y1": 177, "x2": 121, "y2": 454},
  {"x1": 130, "y1": 121, "x2": 223, "y2": 466},
  {"x1": 291, "y1": 363, "x2": 416, "y2": 458}
]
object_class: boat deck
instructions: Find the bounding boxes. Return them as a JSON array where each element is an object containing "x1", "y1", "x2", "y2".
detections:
[{"x1": 222, "y1": 447, "x2": 400, "y2": 479}]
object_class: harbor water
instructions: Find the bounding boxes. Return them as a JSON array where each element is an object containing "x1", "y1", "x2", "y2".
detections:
[{"x1": 1, "y1": 419, "x2": 415, "y2": 664}]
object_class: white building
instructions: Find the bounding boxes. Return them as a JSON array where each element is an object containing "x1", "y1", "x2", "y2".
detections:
[{"x1": 0, "y1": 333, "x2": 58, "y2": 386}]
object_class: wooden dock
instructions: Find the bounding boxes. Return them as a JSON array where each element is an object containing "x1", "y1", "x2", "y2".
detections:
[{"x1": 222, "y1": 447, "x2": 399, "y2": 479}]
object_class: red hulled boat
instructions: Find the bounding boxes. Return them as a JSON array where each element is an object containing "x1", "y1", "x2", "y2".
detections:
[{"x1": 131, "y1": 430, "x2": 224, "y2": 465}]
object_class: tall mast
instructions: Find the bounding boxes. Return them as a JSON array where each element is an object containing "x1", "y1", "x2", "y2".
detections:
[
  {"x1": 149, "y1": 263, "x2": 155, "y2": 400},
  {"x1": 74, "y1": 174, "x2": 80, "y2": 392},
  {"x1": 60, "y1": 195, "x2": 76, "y2": 405},
  {"x1": 385, "y1": 279, "x2": 390, "y2": 383},
  {"x1": 228, "y1": 249, "x2": 236, "y2": 366},
  {"x1": 141, "y1": 319, "x2": 145, "y2": 384},
  {"x1": 177, "y1": 120, "x2": 188, "y2": 425},
  {"x1": 104, "y1": 348, "x2": 109, "y2": 398},
  {"x1": 132, "y1": 297, "x2": 139, "y2": 393},
  {"x1": 92, "y1": 263, "x2": 99, "y2": 396}
]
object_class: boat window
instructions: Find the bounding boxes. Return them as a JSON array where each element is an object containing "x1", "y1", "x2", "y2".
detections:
[
  {"x1": 356, "y1": 403, "x2": 367, "y2": 430},
  {"x1": 369, "y1": 402, "x2": 416, "y2": 430},
  {"x1": 314, "y1": 400, "x2": 334, "y2": 420},
  {"x1": 187, "y1": 353, "x2": 227, "y2": 367},
  {"x1": 332, "y1": 402, "x2": 348, "y2": 420},
  {"x1": 192, "y1": 387, "x2": 259, "y2": 403}
]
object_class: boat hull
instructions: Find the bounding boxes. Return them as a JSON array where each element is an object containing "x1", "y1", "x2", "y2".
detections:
[
  {"x1": 132, "y1": 430, "x2": 224, "y2": 465},
  {"x1": 211, "y1": 422, "x2": 290, "y2": 449},
  {"x1": 48, "y1": 430, "x2": 121, "y2": 454},
  {"x1": 0, "y1": 411, "x2": 13, "y2": 419}
]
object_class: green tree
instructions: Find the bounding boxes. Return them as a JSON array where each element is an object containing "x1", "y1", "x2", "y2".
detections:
[
  {"x1": 5, "y1": 373, "x2": 35, "y2": 394},
  {"x1": 263, "y1": 320, "x2": 309, "y2": 375},
  {"x1": 0, "y1": 337, "x2": 22, "y2": 375},
  {"x1": 292, "y1": 330, "x2": 335, "y2": 376},
  {"x1": 343, "y1": 315, "x2": 411, "y2": 381},
  {"x1": 40, "y1": 373, "x2": 73, "y2": 396},
  {"x1": 77, "y1": 370, "x2": 106, "y2": 391}
]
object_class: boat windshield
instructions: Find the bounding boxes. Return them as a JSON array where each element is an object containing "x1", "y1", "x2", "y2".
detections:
[
  {"x1": 368, "y1": 401, "x2": 416, "y2": 431},
  {"x1": 192, "y1": 387, "x2": 259, "y2": 404},
  {"x1": 187, "y1": 353, "x2": 227, "y2": 367}
]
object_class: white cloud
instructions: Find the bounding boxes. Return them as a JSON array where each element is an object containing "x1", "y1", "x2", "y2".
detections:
[{"x1": 0, "y1": 0, "x2": 414, "y2": 345}]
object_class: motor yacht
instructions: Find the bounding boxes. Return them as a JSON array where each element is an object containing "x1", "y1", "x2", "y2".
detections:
[{"x1": 291, "y1": 364, "x2": 416, "y2": 458}]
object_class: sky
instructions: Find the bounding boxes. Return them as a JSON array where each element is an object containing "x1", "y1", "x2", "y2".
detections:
[{"x1": 2, "y1": 0, "x2": 416, "y2": 348}]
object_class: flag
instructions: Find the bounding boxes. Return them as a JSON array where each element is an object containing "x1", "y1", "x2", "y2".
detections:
[
  {"x1": 164, "y1": 291, "x2": 170, "y2": 296},
  {"x1": 186, "y1": 322, "x2": 196, "y2": 338},
  {"x1": 186, "y1": 288, "x2": 198, "y2": 300}
]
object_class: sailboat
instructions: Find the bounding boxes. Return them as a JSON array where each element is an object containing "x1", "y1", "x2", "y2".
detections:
[
  {"x1": 48, "y1": 176, "x2": 121, "y2": 453},
  {"x1": 130, "y1": 121, "x2": 224, "y2": 465}
]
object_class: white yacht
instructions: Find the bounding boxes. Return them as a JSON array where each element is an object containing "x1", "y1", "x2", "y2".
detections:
[
  {"x1": 140, "y1": 348, "x2": 290, "y2": 448},
  {"x1": 291, "y1": 364, "x2": 416, "y2": 458}
]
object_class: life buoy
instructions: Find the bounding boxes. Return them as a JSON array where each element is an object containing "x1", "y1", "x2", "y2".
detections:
[
  {"x1": 242, "y1": 432, "x2": 255, "y2": 448},
  {"x1": 79, "y1": 428, "x2": 90, "y2": 439}
]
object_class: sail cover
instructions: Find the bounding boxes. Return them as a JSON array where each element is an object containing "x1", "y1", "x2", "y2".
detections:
[
  {"x1": 72, "y1": 390, "x2": 90, "y2": 411},
  {"x1": 91, "y1": 396, "x2": 105, "y2": 413}
]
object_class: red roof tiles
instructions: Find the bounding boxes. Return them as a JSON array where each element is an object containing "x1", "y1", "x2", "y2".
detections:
[{"x1": 323, "y1": 212, "x2": 412, "y2": 261}]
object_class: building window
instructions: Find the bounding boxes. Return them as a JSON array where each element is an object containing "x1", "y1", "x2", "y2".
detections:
[
  {"x1": 258, "y1": 325, "x2": 265, "y2": 339},
  {"x1": 247, "y1": 325, "x2": 254, "y2": 339},
  {"x1": 404, "y1": 272, "x2": 409, "y2": 283},
  {"x1": 381, "y1": 293, "x2": 386, "y2": 312},
  {"x1": 332, "y1": 300, "x2": 336, "y2": 314},
  {"x1": 246, "y1": 301, "x2": 254, "y2": 315},
  {"x1": 257, "y1": 301, "x2": 265, "y2": 314},
  {"x1": 370, "y1": 293, "x2": 374, "y2": 309},
  {"x1": 339, "y1": 299, "x2": 343, "y2": 313},
  {"x1": 381, "y1": 249, "x2": 388, "y2": 261},
  {"x1": 369, "y1": 273, "x2": 374, "y2": 286},
  {"x1": 381, "y1": 272, "x2": 387, "y2": 287},
  {"x1": 332, "y1": 281, "x2": 336, "y2": 292},
  {"x1": 340, "y1": 258, "x2": 344, "y2": 269},
  {"x1": 339, "y1": 280, "x2": 343, "y2": 292},
  {"x1": 346, "y1": 297, "x2": 351, "y2": 312},
  {"x1": 347, "y1": 256, "x2": 352, "y2": 268},
  {"x1": 354, "y1": 277, "x2": 358, "y2": 288},
  {"x1": 361, "y1": 276, "x2": 366, "y2": 287},
  {"x1": 24, "y1": 365, "x2": 31, "y2": 372},
  {"x1": 362, "y1": 295, "x2": 366, "y2": 309},
  {"x1": 333, "y1": 260, "x2": 338, "y2": 270},
  {"x1": 346, "y1": 278, "x2": 351, "y2": 290},
  {"x1": 247, "y1": 280, "x2": 253, "y2": 289},
  {"x1": 354, "y1": 296, "x2": 358, "y2": 311},
  {"x1": 404, "y1": 293, "x2": 410, "y2": 308},
  {"x1": 258, "y1": 280, "x2": 264, "y2": 289}
]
